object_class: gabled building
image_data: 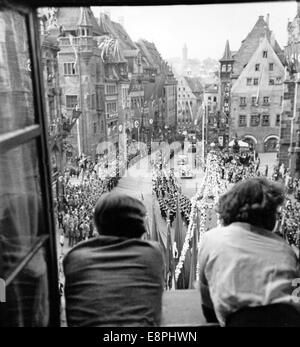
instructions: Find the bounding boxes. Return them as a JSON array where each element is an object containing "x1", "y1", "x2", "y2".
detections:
[
  {"x1": 221, "y1": 15, "x2": 285, "y2": 153},
  {"x1": 134, "y1": 39, "x2": 177, "y2": 142},
  {"x1": 203, "y1": 83, "x2": 221, "y2": 145},
  {"x1": 280, "y1": 3, "x2": 300, "y2": 176},
  {"x1": 230, "y1": 35, "x2": 284, "y2": 152},
  {"x1": 177, "y1": 76, "x2": 203, "y2": 131}
]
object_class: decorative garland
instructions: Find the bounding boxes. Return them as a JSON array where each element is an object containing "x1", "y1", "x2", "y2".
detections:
[{"x1": 175, "y1": 152, "x2": 228, "y2": 282}]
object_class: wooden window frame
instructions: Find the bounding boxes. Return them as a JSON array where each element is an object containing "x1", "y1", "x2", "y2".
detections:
[{"x1": 0, "y1": 3, "x2": 60, "y2": 326}]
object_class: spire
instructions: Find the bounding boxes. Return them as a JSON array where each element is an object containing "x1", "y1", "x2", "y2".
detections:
[
  {"x1": 297, "y1": 1, "x2": 300, "y2": 18},
  {"x1": 78, "y1": 7, "x2": 92, "y2": 27},
  {"x1": 220, "y1": 40, "x2": 233, "y2": 61}
]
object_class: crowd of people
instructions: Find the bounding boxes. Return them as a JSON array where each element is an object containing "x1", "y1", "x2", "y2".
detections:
[
  {"x1": 56, "y1": 143, "x2": 143, "y2": 250},
  {"x1": 209, "y1": 149, "x2": 300, "y2": 249},
  {"x1": 58, "y1": 143, "x2": 300, "y2": 327},
  {"x1": 57, "y1": 143, "x2": 300, "y2": 254},
  {"x1": 153, "y1": 166, "x2": 191, "y2": 226}
]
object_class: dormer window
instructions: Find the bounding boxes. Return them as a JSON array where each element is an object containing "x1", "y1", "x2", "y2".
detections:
[{"x1": 79, "y1": 28, "x2": 89, "y2": 36}]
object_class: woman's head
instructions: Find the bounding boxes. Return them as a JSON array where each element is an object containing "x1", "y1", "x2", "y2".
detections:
[{"x1": 216, "y1": 177, "x2": 285, "y2": 231}]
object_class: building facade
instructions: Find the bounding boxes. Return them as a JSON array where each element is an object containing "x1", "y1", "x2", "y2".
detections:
[
  {"x1": 223, "y1": 15, "x2": 285, "y2": 153},
  {"x1": 177, "y1": 76, "x2": 203, "y2": 132},
  {"x1": 203, "y1": 83, "x2": 221, "y2": 146},
  {"x1": 56, "y1": 7, "x2": 107, "y2": 157},
  {"x1": 279, "y1": 4, "x2": 300, "y2": 176}
]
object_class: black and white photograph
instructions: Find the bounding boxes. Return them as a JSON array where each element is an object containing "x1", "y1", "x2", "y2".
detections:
[{"x1": 1, "y1": 0, "x2": 300, "y2": 332}]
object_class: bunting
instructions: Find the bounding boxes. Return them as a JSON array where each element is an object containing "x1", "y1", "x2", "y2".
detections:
[
  {"x1": 165, "y1": 215, "x2": 174, "y2": 290},
  {"x1": 255, "y1": 62, "x2": 265, "y2": 106},
  {"x1": 69, "y1": 34, "x2": 78, "y2": 69},
  {"x1": 188, "y1": 209, "x2": 199, "y2": 289},
  {"x1": 174, "y1": 194, "x2": 186, "y2": 289}
]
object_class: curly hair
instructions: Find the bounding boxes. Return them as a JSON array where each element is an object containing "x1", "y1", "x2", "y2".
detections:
[{"x1": 216, "y1": 178, "x2": 285, "y2": 231}]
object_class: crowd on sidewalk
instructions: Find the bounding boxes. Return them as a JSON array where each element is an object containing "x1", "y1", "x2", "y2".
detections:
[{"x1": 56, "y1": 144, "x2": 143, "y2": 249}]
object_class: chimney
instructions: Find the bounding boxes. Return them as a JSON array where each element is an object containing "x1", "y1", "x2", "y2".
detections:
[{"x1": 118, "y1": 16, "x2": 125, "y2": 28}]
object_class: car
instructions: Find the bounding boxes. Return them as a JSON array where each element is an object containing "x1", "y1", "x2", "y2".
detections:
[
  {"x1": 177, "y1": 154, "x2": 188, "y2": 165},
  {"x1": 180, "y1": 165, "x2": 195, "y2": 179}
]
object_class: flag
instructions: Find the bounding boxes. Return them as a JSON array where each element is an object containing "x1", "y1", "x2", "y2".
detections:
[
  {"x1": 151, "y1": 203, "x2": 160, "y2": 242},
  {"x1": 255, "y1": 62, "x2": 264, "y2": 105},
  {"x1": 188, "y1": 210, "x2": 199, "y2": 289},
  {"x1": 174, "y1": 195, "x2": 185, "y2": 289},
  {"x1": 151, "y1": 203, "x2": 166, "y2": 252},
  {"x1": 165, "y1": 214, "x2": 174, "y2": 290},
  {"x1": 69, "y1": 34, "x2": 78, "y2": 69},
  {"x1": 143, "y1": 214, "x2": 151, "y2": 240}
]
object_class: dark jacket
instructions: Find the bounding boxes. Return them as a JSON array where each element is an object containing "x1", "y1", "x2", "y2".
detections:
[{"x1": 63, "y1": 235, "x2": 164, "y2": 327}]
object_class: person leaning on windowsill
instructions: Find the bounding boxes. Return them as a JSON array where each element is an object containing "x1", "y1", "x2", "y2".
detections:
[
  {"x1": 198, "y1": 177, "x2": 300, "y2": 327},
  {"x1": 63, "y1": 192, "x2": 165, "y2": 327}
]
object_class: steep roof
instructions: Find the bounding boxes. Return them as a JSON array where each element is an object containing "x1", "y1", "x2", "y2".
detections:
[
  {"x1": 78, "y1": 7, "x2": 90, "y2": 27},
  {"x1": 232, "y1": 15, "x2": 284, "y2": 77},
  {"x1": 204, "y1": 83, "x2": 218, "y2": 93},
  {"x1": 184, "y1": 76, "x2": 203, "y2": 94},
  {"x1": 97, "y1": 13, "x2": 137, "y2": 50},
  {"x1": 56, "y1": 7, "x2": 101, "y2": 35},
  {"x1": 136, "y1": 39, "x2": 164, "y2": 71},
  {"x1": 97, "y1": 36, "x2": 126, "y2": 63},
  {"x1": 220, "y1": 40, "x2": 233, "y2": 62},
  {"x1": 231, "y1": 36, "x2": 285, "y2": 94}
]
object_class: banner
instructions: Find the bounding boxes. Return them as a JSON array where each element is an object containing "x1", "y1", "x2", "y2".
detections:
[{"x1": 285, "y1": 42, "x2": 300, "y2": 72}]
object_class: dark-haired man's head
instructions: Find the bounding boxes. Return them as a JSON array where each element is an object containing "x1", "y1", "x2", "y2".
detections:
[
  {"x1": 94, "y1": 192, "x2": 147, "y2": 238},
  {"x1": 216, "y1": 177, "x2": 285, "y2": 231}
]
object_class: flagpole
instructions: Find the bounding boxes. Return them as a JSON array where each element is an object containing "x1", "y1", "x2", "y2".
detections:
[
  {"x1": 76, "y1": 118, "x2": 81, "y2": 156},
  {"x1": 289, "y1": 73, "x2": 299, "y2": 172}
]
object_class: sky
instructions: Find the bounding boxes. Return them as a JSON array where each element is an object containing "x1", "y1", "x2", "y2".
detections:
[{"x1": 92, "y1": 1, "x2": 297, "y2": 62}]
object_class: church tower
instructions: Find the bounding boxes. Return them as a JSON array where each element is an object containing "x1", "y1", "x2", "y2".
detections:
[
  {"x1": 182, "y1": 43, "x2": 188, "y2": 62},
  {"x1": 219, "y1": 40, "x2": 234, "y2": 145}
]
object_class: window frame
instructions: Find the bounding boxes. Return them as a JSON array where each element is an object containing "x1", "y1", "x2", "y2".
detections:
[
  {"x1": 250, "y1": 114, "x2": 260, "y2": 127},
  {"x1": 240, "y1": 96, "x2": 246, "y2": 106},
  {"x1": 66, "y1": 94, "x2": 78, "y2": 108},
  {"x1": 238, "y1": 114, "x2": 247, "y2": 127},
  {"x1": 63, "y1": 62, "x2": 78, "y2": 75},
  {"x1": 0, "y1": 3, "x2": 60, "y2": 326},
  {"x1": 262, "y1": 114, "x2": 270, "y2": 126}
]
